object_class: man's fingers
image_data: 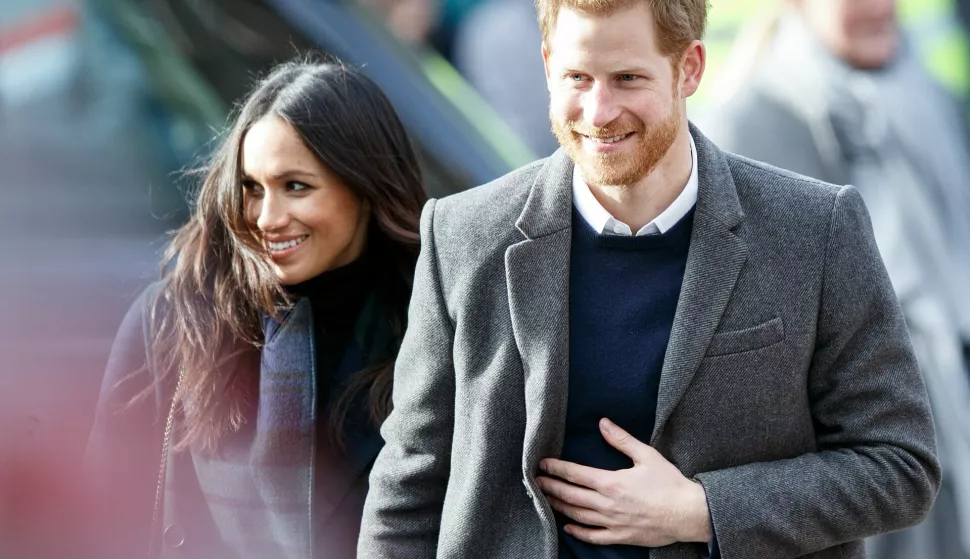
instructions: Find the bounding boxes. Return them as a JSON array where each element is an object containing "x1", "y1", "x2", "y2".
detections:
[
  {"x1": 536, "y1": 476, "x2": 609, "y2": 510},
  {"x1": 563, "y1": 524, "x2": 622, "y2": 546},
  {"x1": 599, "y1": 418, "x2": 654, "y2": 464},
  {"x1": 546, "y1": 496, "x2": 611, "y2": 528},
  {"x1": 539, "y1": 458, "x2": 605, "y2": 490}
]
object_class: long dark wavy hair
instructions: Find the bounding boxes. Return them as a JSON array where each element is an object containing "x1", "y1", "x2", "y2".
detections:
[{"x1": 147, "y1": 59, "x2": 426, "y2": 453}]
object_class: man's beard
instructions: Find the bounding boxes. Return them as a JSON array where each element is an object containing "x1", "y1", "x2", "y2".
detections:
[{"x1": 551, "y1": 102, "x2": 681, "y2": 188}]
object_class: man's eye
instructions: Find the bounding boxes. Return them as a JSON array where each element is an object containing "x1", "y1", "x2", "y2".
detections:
[
  {"x1": 568, "y1": 74, "x2": 586, "y2": 82},
  {"x1": 619, "y1": 74, "x2": 638, "y2": 82}
]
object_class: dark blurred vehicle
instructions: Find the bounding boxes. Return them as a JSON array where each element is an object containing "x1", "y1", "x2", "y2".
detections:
[{"x1": 96, "y1": 0, "x2": 536, "y2": 201}]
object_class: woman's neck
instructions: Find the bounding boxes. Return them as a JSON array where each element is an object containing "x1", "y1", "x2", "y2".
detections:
[{"x1": 286, "y1": 251, "x2": 375, "y2": 329}]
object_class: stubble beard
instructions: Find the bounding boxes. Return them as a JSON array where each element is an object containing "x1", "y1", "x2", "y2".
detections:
[{"x1": 551, "y1": 101, "x2": 681, "y2": 189}]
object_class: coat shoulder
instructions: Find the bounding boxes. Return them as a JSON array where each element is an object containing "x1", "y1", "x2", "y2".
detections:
[
  {"x1": 110, "y1": 281, "x2": 165, "y2": 378},
  {"x1": 437, "y1": 157, "x2": 544, "y2": 220},
  {"x1": 725, "y1": 151, "x2": 845, "y2": 214},
  {"x1": 429, "y1": 157, "x2": 545, "y2": 249},
  {"x1": 717, "y1": 150, "x2": 858, "y2": 253},
  {"x1": 96, "y1": 280, "x2": 176, "y2": 410}
]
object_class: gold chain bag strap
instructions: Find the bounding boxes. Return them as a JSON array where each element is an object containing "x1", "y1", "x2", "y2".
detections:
[{"x1": 147, "y1": 367, "x2": 186, "y2": 557}]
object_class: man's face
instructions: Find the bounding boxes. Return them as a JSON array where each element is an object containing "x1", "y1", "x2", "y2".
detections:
[
  {"x1": 799, "y1": 0, "x2": 898, "y2": 70},
  {"x1": 543, "y1": 2, "x2": 684, "y2": 188}
]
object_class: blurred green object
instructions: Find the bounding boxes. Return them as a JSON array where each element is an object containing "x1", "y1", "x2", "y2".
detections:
[
  {"x1": 91, "y1": 0, "x2": 227, "y2": 150},
  {"x1": 899, "y1": 0, "x2": 970, "y2": 99},
  {"x1": 420, "y1": 51, "x2": 536, "y2": 168},
  {"x1": 694, "y1": 0, "x2": 773, "y2": 107}
]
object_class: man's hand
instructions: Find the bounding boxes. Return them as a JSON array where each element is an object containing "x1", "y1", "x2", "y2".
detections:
[{"x1": 536, "y1": 418, "x2": 712, "y2": 548}]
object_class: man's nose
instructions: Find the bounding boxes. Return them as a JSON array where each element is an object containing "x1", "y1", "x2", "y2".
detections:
[{"x1": 583, "y1": 83, "x2": 622, "y2": 130}]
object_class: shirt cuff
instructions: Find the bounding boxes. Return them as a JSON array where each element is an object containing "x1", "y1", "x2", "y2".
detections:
[{"x1": 701, "y1": 512, "x2": 720, "y2": 559}]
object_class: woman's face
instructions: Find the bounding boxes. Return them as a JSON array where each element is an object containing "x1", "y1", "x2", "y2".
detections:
[{"x1": 242, "y1": 115, "x2": 369, "y2": 286}]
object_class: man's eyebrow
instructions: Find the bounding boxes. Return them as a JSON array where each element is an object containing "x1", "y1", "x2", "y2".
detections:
[{"x1": 613, "y1": 66, "x2": 650, "y2": 74}]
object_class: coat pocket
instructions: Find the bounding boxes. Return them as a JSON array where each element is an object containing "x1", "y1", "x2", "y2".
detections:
[{"x1": 706, "y1": 316, "x2": 785, "y2": 356}]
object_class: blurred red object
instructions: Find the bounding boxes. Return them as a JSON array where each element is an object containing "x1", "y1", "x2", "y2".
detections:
[
  {"x1": 0, "y1": 418, "x2": 95, "y2": 559},
  {"x1": 0, "y1": 4, "x2": 78, "y2": 54}
]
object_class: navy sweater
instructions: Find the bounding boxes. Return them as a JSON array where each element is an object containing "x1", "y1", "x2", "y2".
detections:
[{"x1": 558, "y1": 208, "x2": 694, "y2": 559}]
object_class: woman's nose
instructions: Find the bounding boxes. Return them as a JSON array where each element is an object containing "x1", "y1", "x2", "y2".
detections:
[{"x1": 255, "y1": 192, "x2": 290, "y2": 232}]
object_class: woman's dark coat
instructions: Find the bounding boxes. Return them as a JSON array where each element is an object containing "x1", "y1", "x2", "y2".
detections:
[{"x1": 84, "y1": 283, "x2": 392, "y2": 559}]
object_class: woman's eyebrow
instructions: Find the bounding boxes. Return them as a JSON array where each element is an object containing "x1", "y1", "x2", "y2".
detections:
[
  {"x1": 270, "y1": 169, "x2": 319, "y2": 181},
  {"x1": 240, "y1": 169, "x2": 320, "y2": 182}
]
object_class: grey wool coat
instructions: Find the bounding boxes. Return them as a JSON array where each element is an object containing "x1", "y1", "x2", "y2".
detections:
[{"x1": 358, "y1": 125, "x2": 941, "y2": 559}]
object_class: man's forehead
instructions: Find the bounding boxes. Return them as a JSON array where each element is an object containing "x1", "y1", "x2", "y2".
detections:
[
  {"x1": 546, "y1": 5, "x2": 662, "y2": 62},
  {"x1": 547, "y1": 34, "x2": 663, "y2": 72},
  {"x1": 550, "y1": 48, "x2": 654, "y2": 72}
]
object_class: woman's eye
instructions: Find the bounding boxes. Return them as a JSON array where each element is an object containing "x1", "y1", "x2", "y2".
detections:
[
  {"x1": 288, "y1": 181, "x2": 309, "y2": 192},
  {"x1": 243, "y1": 180, "x2": 263, "y2": 196}
]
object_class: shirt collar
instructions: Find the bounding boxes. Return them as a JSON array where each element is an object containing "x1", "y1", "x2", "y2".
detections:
[{"x1": 572, "y1": 134, "x2": 698, "y2": 236}]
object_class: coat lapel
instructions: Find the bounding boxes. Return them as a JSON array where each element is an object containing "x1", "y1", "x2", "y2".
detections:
[
  {"x1": 506, "y1": 149, "x2": 574, "y2": 476},
  {"x1": 506, "y1": 149, "x2": 574, "y2": 555},
  {"x1": 651, "y1": 126, "x2": 749, "y2": 444}
]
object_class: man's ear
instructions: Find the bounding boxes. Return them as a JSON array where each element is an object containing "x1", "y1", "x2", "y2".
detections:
[
  {"x1": 678, "y1": 40, "x2": 706, "y2": 98},
  {"x1": 542, "y1": 43, "x2": 554, "y2": 91}
]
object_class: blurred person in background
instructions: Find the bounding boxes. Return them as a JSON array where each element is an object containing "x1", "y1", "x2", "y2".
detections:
[
  {"x1": 428, "y1": 0, "x2": 486, "y2": 59},
  {"x1": 453, "y1": 0, "x2": 559, "y2": 157},
  {"x1": 83, "y1": 59, "x2": 427, "y2": 559},
  {"x1": 359, "y1": 0, "x2": 441, "y2": 44},
  {"x1": 701, "y1": 1, "x2": 970, "y2": 558}
]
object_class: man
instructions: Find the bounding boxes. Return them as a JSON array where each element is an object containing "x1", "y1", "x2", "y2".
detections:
[
  {"x1": 358, "y1": 1, "x2": 940, "y2": 558},
  {"x1": 700, "y1": 2, "x2": 970, "y2": 558}
]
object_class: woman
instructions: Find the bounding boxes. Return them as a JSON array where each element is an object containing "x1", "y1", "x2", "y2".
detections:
[{"x1": 84, "y1": 59, "x2": 427, "y2": 559}]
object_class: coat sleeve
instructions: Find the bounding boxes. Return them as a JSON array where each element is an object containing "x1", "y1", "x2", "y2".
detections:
[
  {"x1": 82, "y1": 286, "x2": 164, "y2": 559},
  {"x1": 694, "y1": 186, "x2": 941, "y2": 558},
  {"x1": 358, "y1": 199, "x2": 456, "y2": 558}
]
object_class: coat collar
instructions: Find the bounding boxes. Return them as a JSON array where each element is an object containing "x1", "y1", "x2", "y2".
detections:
[
  {"x1": 514, "y1": 147, "x2": 574, "y2": 239},
  {"x1": 689, "y1": 122, "x2": 745, "y2": 230},
  {"x1": 514, "y1": 123, "x2": 743, "y2": 239}
]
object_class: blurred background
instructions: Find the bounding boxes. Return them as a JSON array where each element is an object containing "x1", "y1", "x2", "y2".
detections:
[{"x1": 1, "y1": 0, "x2": 968, "y2": 557}]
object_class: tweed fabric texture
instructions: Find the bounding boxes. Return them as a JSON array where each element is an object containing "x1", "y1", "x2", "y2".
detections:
[{"x1": 359, "y1": 125, "x2": 939, "y2": 559}]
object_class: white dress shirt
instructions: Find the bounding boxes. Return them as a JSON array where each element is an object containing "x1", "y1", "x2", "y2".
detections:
[{"x1": 572, "y1": 134, "x2": 698, "y2": 236}]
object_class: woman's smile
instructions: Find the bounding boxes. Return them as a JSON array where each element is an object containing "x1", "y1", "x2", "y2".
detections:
[{"x1": 266, "y1": 234, "x2": 309, "y2": 260}]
